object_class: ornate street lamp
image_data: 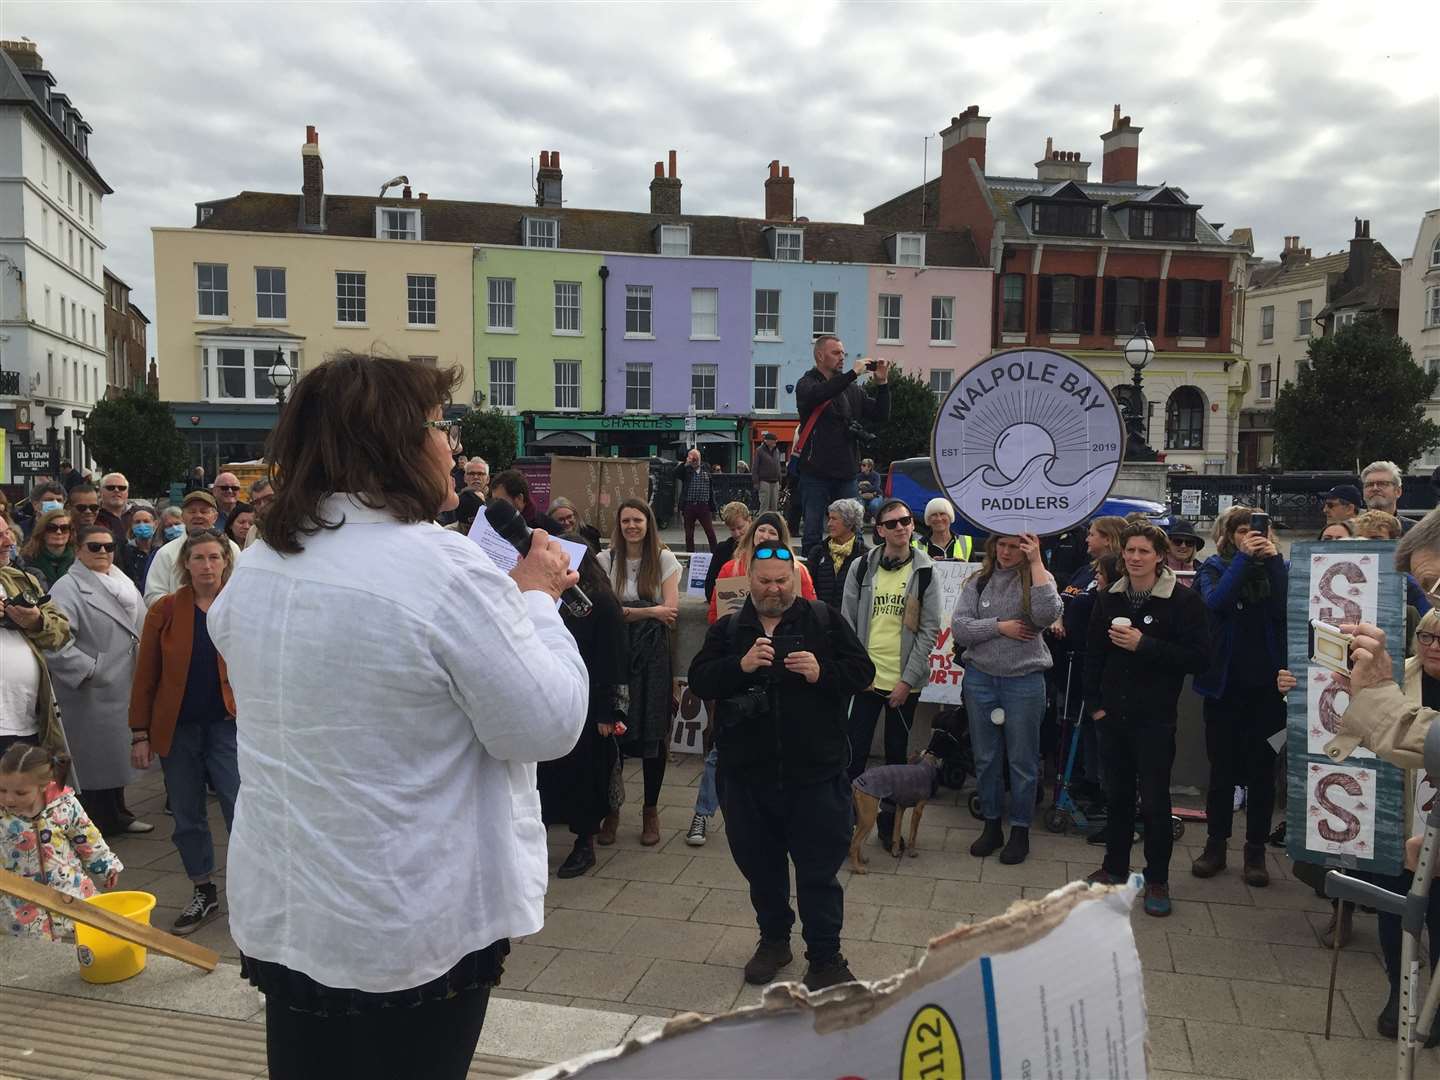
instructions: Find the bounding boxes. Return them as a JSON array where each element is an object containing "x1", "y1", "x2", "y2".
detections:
[
  {"x1": 269, "y1": 351, "x2": 294, "y2": 409},
  {"x1": 1122, "y1": 323, "x2": 1158, "y2": 461}
]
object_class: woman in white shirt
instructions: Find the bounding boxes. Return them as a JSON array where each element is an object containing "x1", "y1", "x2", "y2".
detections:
[
  {"x1": 207, "y1": 353, "x2": 587, "y2": 1080},
  {"x1": 596, "y1": 498, "x2": 680, "y2": 846}
]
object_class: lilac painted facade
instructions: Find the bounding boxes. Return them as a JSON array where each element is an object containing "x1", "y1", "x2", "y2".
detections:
[{"x1": 603, "y1": 255, "x2": 752, "y2": 416}]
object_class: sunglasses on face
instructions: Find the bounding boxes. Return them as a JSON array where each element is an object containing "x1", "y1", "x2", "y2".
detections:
[
  {"x1": 46, "y1": 523, "x2": 71, "y2": 534},
  {"x1": 215, "y1": 485, "x2": 241, "y2": 493},
  {"x1": 103, "y1": 484, "x2": 127, "y2": 492},
  {"x1": 72, "y1": 504, "x2": 99, "y2": 514},
  {"x1": 879, "y1": 516, "x2": 913, "y2": 530},
  {"x1": 84, "y1": 541, "x2": 117, "y2": 554},
  {"x1": 753, "y1": 547, "x2": 793, "y2": 561}
]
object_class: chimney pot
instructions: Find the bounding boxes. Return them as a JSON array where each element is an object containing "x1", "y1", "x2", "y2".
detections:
[
  {"x1": 1044, "y1": 136, "x2": 1053, "y2": 157},
  {"x1": 769, "y1": 159, "x2": 780, "y2": 178},
  {"x1": 402, "y1": 185, "x2": 411, "y2": 199},
  {"x1": 654, "y1": 161, "x2": 664, "y2": 178},
  {"x1": 550, "y1": 151, "x2": 559, "y2": 168},
  {"x1": 782, "y1": 165, "x2": 790, "y2": 178},
  {"x1": 305, "y1": 124, "x2": 318, "y2": 145},
  {"x1": 668, "y1": 149, "x2": 677, "y2": 179},
  {"x1": 1112, "y1": 103, "x2": 1121, "y2": 128},
  {"x1": 419, "y1": 193, "x2": 428, "y2": 204}
]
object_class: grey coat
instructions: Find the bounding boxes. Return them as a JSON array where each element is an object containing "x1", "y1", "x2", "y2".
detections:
[
  {"x1": 840, "y1": 546, "x2": 943, "y2": 692},
  {"x1": 951, "y1": 564, "x2": 1063, "y2": 678},
  {"x1": 44, "y1": 565, "x2": 146, "y2": 790}
]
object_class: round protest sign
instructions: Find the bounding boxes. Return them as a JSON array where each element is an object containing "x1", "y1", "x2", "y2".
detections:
[{"x1": 931, "y1": 348, "x2": 1124, "y2": 537}]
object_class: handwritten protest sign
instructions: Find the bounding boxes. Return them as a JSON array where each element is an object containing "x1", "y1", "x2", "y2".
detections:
[
  {"x1": 668, "y1": 679, "x2": 706, "y2": 755},
  {"x1": 920, "y1": 561, "x2": 983, "y2": 704},
  {"x1": 1286, "y1": 541, "x2": 1406, "y2": 874},
  {"x1": 685, "y1": 553, "x2": 712, "y2": 599}
]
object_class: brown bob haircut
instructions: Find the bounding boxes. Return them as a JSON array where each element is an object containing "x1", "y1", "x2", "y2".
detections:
[
  {"x1": 263, "y1": 352, "x2": 461, "y2": 554},
  {"x1": 1119, "y1": 521, "x2": 1171, "y2": 558}
]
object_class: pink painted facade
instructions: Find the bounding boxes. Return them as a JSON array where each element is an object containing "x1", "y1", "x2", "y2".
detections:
[{"x1": 865, "y1": 266, "x2": 992, "y2": 392}]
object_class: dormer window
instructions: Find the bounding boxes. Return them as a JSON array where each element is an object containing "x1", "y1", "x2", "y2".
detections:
[
  {"x1": 1136, "y1": 208, "x2": 1195, "y2": 241},
  {"x1": 1031, "y1": 202, "x2": 1099, "y2": 237},
  {"x1": 525, "y1": 217, "x2": 558, "y2": 248},
  {"x1": 767, "y1": 227, "x2": 803, "y2": 262},
  {"x1": 658, "y1": 224, "x2": 690, "y2": 256},
  {"x1": 896, "y1": 233, "x2": 925, "y2": 267},
  {"x1": 376, "y1": 207, "x2": 420, "y2": 241}
]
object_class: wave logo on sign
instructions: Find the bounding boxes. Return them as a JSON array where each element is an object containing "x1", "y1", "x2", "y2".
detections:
[
  {"x1": 899, "y1": 1003, "x2": 964, "y2": 1080},
  {"x1": 931, "y1": 349, "x2": 1123, "y2": 536}
]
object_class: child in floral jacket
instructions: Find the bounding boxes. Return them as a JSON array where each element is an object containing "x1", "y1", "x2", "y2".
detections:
[{"x1": 1, "y1": 744, "x2": 122, "y2": 940}]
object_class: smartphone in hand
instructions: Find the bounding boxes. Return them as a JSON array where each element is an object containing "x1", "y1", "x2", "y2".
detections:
[
  {"x1": 1249, "y1": 512, "x2": 1270, "y2": 537},
  {"x1": 770, "y1": 634, "x2": 805, "y2": 672}
]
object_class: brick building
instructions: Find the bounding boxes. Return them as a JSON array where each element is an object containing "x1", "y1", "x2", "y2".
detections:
[
  {"x1": 102, "y1": 268, "x2": 151, "y2": 397},
  {"x1": 867, "y1": 105, "x2": 1253, "y2": 471}
]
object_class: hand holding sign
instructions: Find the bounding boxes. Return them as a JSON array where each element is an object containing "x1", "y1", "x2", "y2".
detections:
[{"x1": 1341, "y1": 621, "x2": 1395, "y2": 693}]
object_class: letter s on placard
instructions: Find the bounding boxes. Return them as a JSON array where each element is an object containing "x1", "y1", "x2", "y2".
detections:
[
  {"x1": 1315, "y1": 771, "x2": 1363, "y2": 844},
  {"x1": 901, "y1": 1004, "x2": 965, "y2": 1080},
  {"x1": 1316, "y1": 561, "x2": 1365, "y2": 625}
]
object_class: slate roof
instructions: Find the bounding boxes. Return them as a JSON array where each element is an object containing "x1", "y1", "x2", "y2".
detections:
[
  {"x1": 864, "y1": 175, "x2": 1234, "y2": 248},
  {"x1": 0, "y1": 46, "x2": 110, "y2": 192},
  {"x1": 1248, "y1": 250, "x2": 1353, "y2": 293},
  {"x1": 195, "y1": 191, "x2": 987, "y2": 268}
]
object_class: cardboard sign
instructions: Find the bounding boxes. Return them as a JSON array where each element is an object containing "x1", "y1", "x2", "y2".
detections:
[
  {"x1": 531, "y1": 878, "x2": 1148, "y2": 1080},
  {"x1": 931, "y1": 349, "x2": 1123, "y2": 537},
  {"x1": 1180, "y1": 489, "x2": 1202, "y2": 518},
  {"x1": 921, "y1": 562, "x2": 983, "y2": 704},
  {"x1": 713, "y1": 575, "x2": 749, "y2": 620},
  {"x1": 1286, "y1": 541, "x2": 1406, "y2": 874},
  {"x1": 685, "y1": 553, "x2": 713, "y2": 598},
  {"x1": 668, "y1": 679, "x2": 706, "y2": 755}
]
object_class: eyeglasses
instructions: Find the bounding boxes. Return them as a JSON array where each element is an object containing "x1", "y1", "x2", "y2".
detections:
[
  {"x1": 215, "y1": 485, "x2": 241, "y2": 493},
  {"x1": 878, "y1": 516, "x2": 913, "y2": 530},
  {"x1": 45, "y1": 523, "x2": 71, "y2": 534},
  {"x1": 1364, "y1": 480, "x2": 1396, "y2": 489},
  {"x1": 102, "y1": 484, "x2": 128, "y2": 492},
  {"x1": 84, "y1": 541, "x2": 117, "y2": 554},
  {"x1": 71, "y1": 504, "x2": 99, "y2": 514},
  {"x1": 424, "y1": 419, "x2": 464, "y2": 451},
  {"x1": 1417, "y1": 631, "x2": 1440, "y2": 647},
  {"x1": 753, "y1": 547, "x2": 793, "y2": 561},
  {"x1": 1171, "y1": 537, "x2": 1196, "y2": 546}
]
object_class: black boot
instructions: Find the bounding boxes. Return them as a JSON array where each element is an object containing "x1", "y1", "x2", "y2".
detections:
[
  {"x1": 1191, "y1": 838, "x2": 1228, "y2": 878},
  {"x1": 999, "y1": 826, "x2": 1029, "y2": 865},
  {"x1": 970, "y1": 819, "x2": 1005, "y2": 858},
  {"x1": 557, "y1": 838, "x2": 596, "y2": 879}
]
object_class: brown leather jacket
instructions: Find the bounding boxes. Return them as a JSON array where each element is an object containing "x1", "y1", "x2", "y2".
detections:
[{"x1": 128, "y1": 586, "x2": 236, "y2": 757}]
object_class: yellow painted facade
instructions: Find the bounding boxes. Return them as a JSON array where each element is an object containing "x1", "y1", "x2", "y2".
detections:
[{"x1": 150, "y1": 227, "x2": 476, "y2": 402}]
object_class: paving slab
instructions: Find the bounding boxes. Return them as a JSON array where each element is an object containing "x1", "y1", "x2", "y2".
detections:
[
  {"x1": 843, "y1": 872, "x2": 936, "y2": 909},
  {"x1": 704, "y1": 925, "x2": 799, "y2": 971},
  {"x1": 1305, "y1": 1032, "x2": 1440, "y2": 1079},
  {"x1": 892, "y1": 848, "x2": 984, "y2": 882},
  {"x1": 976, "y1": 857, "x2": 1070, "y2": 888},
  {"x1": 604, "y1": 880, "x2": 708, "y2": 920},
  {"x1": 543, "y1": 874, "x2": 627, "y2": 912},
  {"x1": 1229, "y1": 977, "x2": 1361, "y2": 1037},
  {"x1": 1209, "y1": 901, "x2": 1329, "y2": 947},
  {"x1": 527, "y1": 948, "x2": 654, "y2": 1002},
  {"x1": 1142, "y1": 971, "x2": 1238, "y2": 1023},
  {"x1": 594, "y1": 852, "x2": 693, "y2": 884},
  {"x1": 626, "y1": 958, "x2": 745, "y2": 1015},
  {"x1": 1270, "y1": 942, "x2": 1390, "y2": 996},
  {"x1": 502, "y1": 943, "x2": 559, "y2": 990},
  {"x1": 1146, "y1": 1015, "x2": 1194, "y2": 1074},
  {"x1": 525, "y1": 908, "x2": 636, "y2": 952},
  {"x1": 1185, "y1": 1018, "x2": 1320, "y2": 1080},
  {"x1": 474, "y1": 997, "x2": 657, "y2": 1065},
  {"x1": 929, "y1": 879, "x2": 1024, "y2": 917},
  {"x1": 1130, "y1": 930, "x2": 1173, "y2": 972},
  {"x1": 673, "y1": 858, "x2": 751, "y2": 891},
  {"x1": 613, "y1": 915, "x2": 726, "y2": 961},
  {"x1": 1168, "y1": 934, "x2": 1285, "y2": 982},
  {"x1": 871, "y1": 905, "x2": 968, "y2": 947}
]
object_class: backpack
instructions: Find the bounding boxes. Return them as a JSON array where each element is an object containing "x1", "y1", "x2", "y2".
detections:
[{"x1": 850, "y1": 548, "x2": 933, "y2": 608}]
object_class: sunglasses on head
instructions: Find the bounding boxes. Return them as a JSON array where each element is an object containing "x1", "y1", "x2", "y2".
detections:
[
  {"x1": 84, "y1": 541, "x2": 116, "y2": 554},
  {"x1": 753, "y1": 547, "x2": 793, "y2": 561},
  {"x1": 878, "y1": 515, "x2": 913, "y2": 529}
]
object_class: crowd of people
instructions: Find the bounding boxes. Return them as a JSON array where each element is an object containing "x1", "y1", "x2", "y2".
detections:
[{"x1": 2, "y1": 338, "x2": 1438, "y2": 1072}]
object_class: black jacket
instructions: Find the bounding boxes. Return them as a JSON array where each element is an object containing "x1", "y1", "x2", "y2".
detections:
[
  {"x1": 806, "y1": 536, "x2": 867, "y2": 610},
  {"x1": 1084, "y1": 569, "x2": 1211, "y2": 723},
  {"x1": 688, "y1": 597, "x2": 875, "y2": 786},
  {"x1": 794, "y1": 368, "x2": 890, "y2": 480},
  {"x1": 704, "y1": 537, "x2": 739, "y2": 601}
]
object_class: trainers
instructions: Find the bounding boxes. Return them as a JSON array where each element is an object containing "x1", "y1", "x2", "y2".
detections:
[
  {"x1": 1086, "y1": 867, "x2": 1125, "y2": 886},
  {"x1": 1143, "y1": 883, "x2": 1172, "y2": 917},
  {"x1": 123, "y1": 819, "x2": 155, "y2": 834},
  {"x1": 685, "y1": 814, "x2": 708, "y2": 847},
  {"x1": 173, "y1": 885, "x2": 219, "y2": 936},
  {"x1": 743, "y1": 938, "x2": 793, "y2": 985},
  {"x1": 803, "y1": 955, "x2": 856, "y2": 992}
]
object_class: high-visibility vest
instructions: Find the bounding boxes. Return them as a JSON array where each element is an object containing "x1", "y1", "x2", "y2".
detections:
[{"x1": 914, "y1": 534, "x2": 974, "y2": 561}]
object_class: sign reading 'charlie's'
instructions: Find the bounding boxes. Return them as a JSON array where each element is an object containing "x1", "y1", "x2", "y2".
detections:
[{"x1": 931, "y1": 348, "x2": 1124, "y2": 536}]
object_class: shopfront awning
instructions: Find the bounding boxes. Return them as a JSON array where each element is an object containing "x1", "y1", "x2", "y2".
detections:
[
  {"x1": 670, "y1": 432, "x2": 737, "y2": 445},
  {"x1": 531, "y1": 430, "x2": 596, "y2": 449}
]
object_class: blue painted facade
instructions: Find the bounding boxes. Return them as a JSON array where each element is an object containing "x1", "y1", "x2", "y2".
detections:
[{"x1": 749, "y1": 262, "x2": 871, "y2": 418}]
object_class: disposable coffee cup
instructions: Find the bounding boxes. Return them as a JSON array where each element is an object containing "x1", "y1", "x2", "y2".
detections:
[{"x1": 1111, "y1": 617, "x2": 1132, "y2": 628}]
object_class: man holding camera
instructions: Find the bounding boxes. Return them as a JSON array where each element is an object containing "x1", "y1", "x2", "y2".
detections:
[
  {"x1": 0, "y1": 529, "x2": 72, "y2": 755},
  {"x1": 794, "y1": 336, "x2": 891, "y2": 551},
  {"x1": 688, "y1": 544, "x2": 874, "y2": 992}
]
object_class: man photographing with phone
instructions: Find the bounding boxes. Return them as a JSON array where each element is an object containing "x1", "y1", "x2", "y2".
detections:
[
  {"x1": 688, "y1": 544, "x2": 874, "y2": 993},
  {"x1": 793, "y1": 336, "x2": 891, "y2": 551}
]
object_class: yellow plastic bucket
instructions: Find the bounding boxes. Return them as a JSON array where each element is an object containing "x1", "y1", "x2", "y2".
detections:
[{"x1": 74, "y1": 891, "x2": 157, "y2": 984}]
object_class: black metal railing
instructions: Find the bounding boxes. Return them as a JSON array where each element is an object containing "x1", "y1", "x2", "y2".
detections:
[{"x1": 0, "y1": 369, "x2": 20, "y2": 396}]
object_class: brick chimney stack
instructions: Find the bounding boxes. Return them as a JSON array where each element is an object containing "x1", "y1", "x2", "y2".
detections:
[
  {"x1": 1035, "y1": 138, "x2": 1090, "y2": 183},
  {"x1": 1278, "y1": 235, "x2": 1312, "y2": 265},
  {"x1": 1100, "y1": 104, "x2": 1142, "y2": 184},
  {"x1": 650, "y1": 150, "x2": 682, "y2": 215},
  {"x1": 938, "y1": 105, "x2": 989, "y2": 229},
  {"x1": 301, "y1": 125, "x2": 325, "y2": 232},
  {"x1": 764, "y1": 160, "x2": 795, "y2": 222},
  {"x1": 536, "y1": 150, "x2": 563, "y2": 208},
  {"x1": 1347, "y1": 218, "x2": 1374, "y2": 287}
]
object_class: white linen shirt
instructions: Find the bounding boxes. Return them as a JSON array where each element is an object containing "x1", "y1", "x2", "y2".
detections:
[{"x1": 207, "y1": 495, "x2": 588, "y2": 992}]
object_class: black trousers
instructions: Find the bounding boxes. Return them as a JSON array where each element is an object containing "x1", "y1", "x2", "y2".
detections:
[
  {"x1": 718, "y1": 769, "x2": 852, "y2": 962},
  {"x1": 1100, "y1": 714, "x2": 1176, "y2": 885},
  {"x1": 77, "y1": 786, "x2": 128, "y2": 836},
  {"x1": 264, "y1": 985, "x2": 491, "y2": 1080},
  {"x1": 846, "y1": 690, "x2": 917, "y2": 780},
  {"x1": 1203, "y1": 690, "x2": 1283, "y2": 844}
]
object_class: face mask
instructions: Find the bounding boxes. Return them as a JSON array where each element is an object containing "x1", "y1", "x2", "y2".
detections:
[
  {"x1": 163, "y1": 524, "x2": 185, "y2": 542},
  {"x1": 40, "y1": 500, "x2": 63, "y2": 513},
  {"x1": 132, "y1": 523, "x2": 155, "y2": 541}
]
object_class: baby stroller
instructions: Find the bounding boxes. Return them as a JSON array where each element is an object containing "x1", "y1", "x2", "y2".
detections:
[{"x1": 1323, "y1": 722, "x2": 1440, "y2": 1079}]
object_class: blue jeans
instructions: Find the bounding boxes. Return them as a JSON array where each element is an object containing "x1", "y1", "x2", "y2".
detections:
[
  {"x1": 963, "y1": 669, "x2": 1046, "y2": 827},
  {"x1": 799, "y1": 473, "x2": 859, "y2": 551},
  {"x1": 694, "y1": 748, "x2": 719, "y2": 818},
  {"x1": 159, "y1": 718, "x2": 240, "y2": 881}
]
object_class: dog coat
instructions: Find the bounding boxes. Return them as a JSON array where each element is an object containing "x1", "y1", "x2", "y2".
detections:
[{"x1": 853, "y1": 762, "x2": 939, "y2": 807}]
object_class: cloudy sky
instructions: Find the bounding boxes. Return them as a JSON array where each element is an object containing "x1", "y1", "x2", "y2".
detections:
[{"x1": 5, "y1": 0, "x2": 1435, "y2": 355}]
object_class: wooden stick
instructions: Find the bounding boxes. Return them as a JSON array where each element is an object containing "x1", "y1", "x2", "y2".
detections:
[
  {"x1": 1324, "y1": 910, "x2": 1342, "y2": 1040},
  {"x1": 0, "y1": 868, "x2": 218, "y2": 973}
]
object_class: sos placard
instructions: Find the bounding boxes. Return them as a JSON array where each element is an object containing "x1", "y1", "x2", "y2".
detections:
[{"x1": 1286, "y1": 541, "x2": 1407, "y2": 875}]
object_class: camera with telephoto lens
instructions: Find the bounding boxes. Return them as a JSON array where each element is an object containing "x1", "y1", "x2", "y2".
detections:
[
  {"x1": 1, "y1": 588, "x2": 49, "y2": 630},
  {"x1": 847, "y1": 421, "x2": 876, "y2": 445},
  {"x1": 716, "y1": 686, "x2": 771, "y2": 731}
]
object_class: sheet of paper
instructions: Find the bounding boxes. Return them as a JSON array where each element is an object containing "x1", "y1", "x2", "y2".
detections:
[
  {"x1": 468, "y1": 512, "x2": 590, "y2": 606},
  {"x1": 685, "y1": 553, "x2": 713, "y2": 598}
]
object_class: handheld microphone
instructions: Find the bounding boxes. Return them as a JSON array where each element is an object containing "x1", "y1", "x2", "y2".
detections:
[{"x1": 484, "y1": 499, "x2": 593, "y2": 618}]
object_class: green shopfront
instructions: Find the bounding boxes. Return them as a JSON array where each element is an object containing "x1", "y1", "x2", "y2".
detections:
[{"x1": 522, "y1": 414, "x2": 745, "y2": 468}]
